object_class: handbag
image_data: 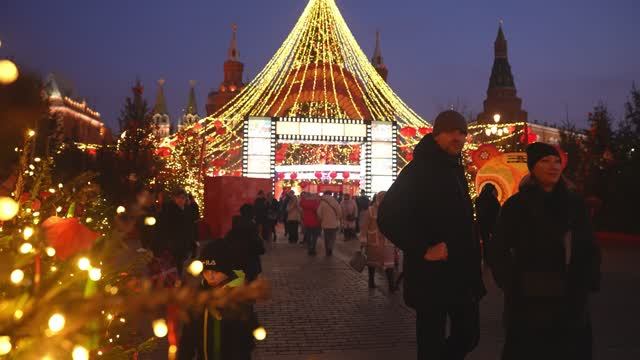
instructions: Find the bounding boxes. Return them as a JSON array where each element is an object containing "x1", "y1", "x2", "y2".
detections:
[{"x1": 349, "y1": 250, "x2": 367, "y2": 272}]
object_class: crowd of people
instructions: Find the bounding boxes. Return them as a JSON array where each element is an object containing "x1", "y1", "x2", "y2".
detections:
[{"x1": 118, "y1": 110, "x2": 602, "y2": 360}]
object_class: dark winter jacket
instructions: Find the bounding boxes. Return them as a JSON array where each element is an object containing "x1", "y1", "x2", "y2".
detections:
[
  {"x1": 488, "y1": 178, "x2": 601, "y2": 359},
  {"x1": 225, "y1": 216, "x2": 265, "y2": 282},
  {"x1": 156, "y1": 202, "x2": 198, "y2": 259},
  {"x1": 254, "y1": 197, "x2": 267, "y2": 225},
  {"x1": 377, "y1": 134, "x2": 484, "y2": 308},
  {"x1": 177, "y1": 279, "x2": 258, "y2": 360}
]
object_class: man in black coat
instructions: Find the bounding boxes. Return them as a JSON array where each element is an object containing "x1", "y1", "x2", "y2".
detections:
[
  {"x1": 378, "y1": 110, "x2": 485, "y2": 360},
  {"x1": 156, "y1": 189, "x2": 198, "y2": 276}
]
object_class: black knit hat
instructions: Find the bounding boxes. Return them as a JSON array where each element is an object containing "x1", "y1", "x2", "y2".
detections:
[
  {"x1": 433, "y1": 110, "x2": 468, "y2": 136},
  {"x1": 200, "y1": 240, "x2": 237, "y2": 275},
  {"x1": 526, "y1": 142, "x2": 560, "y2": 171}
]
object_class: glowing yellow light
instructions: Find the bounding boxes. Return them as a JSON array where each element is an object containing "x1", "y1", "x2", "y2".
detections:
[
  {"x1": 0, "y1": 336, "x2": 12, "y2": 355},
  {"x1": 0, "y1": 59, "x2": 19, "y2": 85},
  {"x1": 89, "y1": 268, "x2": 102, "y2": 281},
  {"x1": 46, "y1": 247, "x2": 56, "y2": 257},
  {"x1": 187, "y1": 260, "x2": 204, "y2": 276},
  {"x1": 116, "y1": 206, "x2": 126, "y2": 214},
  {"x1": 98, "y1": 351, "x2": 103, "y2": 356},
  {"x1": 169, "y1": 345, "x2": 177, "y2": 356},
  {"x1": 0, "y1": 197, "x2": 19, "y2": 221},
  {"x1": 493, "y1": 114, "x2": 501, "y2": 123},
  {"x1": 152, "y1": 319, "x2": 168, "y2": 338},
  {"x1": 48, "y1": 188, "x2": 56, "y2": 194},
  {"x1": 10, "y1": 269, "x2": 24, "y2": 284},
  {"x1": 23, "y1": 226, "x2": 34, "y2": 240},
  {"x1": 485, "y1": 128, "x2": 492, "y2": 136},
  {"x1": 58, "y1": 183, "x2": 63, "y2": 189},
  {"x1": 56, "y1": 206, "x2": 62, "y2": 213},
  {"x1": 77, "y1": 257, "x2": 91, "y2": 271},
  {"x1": 32, "y1": 211, "x2": 40, "y2": 217},
  {"x1": 253, "y1": 326, "x2": 267, "y2": 341},
  {"x1": 48, "y1": 313, "x2": 65, "y2": 333},
  {"x1": 106, "y1": 313, "x2": 114, "y2": 320},
  {"x1": 50, "y1": 266, "x2": 57, "y2": 272},
  {"x1": 144, "y1": 216, "x2": 156, "y2": 226},
  {"x1": 34, "y1": 157, "x2": 41, "y2": 162},
  {"x1": 19, "y1": 242, "x2": 33, "y2": 254},
  {"x1": 27, "y1": 129, "x2": 35, "y2": 138},
  {"x1": 119, "y1": 317, "x2": 126, "y2": 323},
  {"x1": 72, "y1": 345, "x2": 89, "y2": 360},
  {"x1": 85, "y1": 217, "x2": 93, "y2": 223},
  {"x1": 14, "y1": 309, "x2": 24, "y2": 320}
]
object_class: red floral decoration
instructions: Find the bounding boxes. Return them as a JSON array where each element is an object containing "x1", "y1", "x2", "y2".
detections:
[
  {"x1": 400, "y1": 126, "x2": 417, "y2": 138},
  {"x1": 290, "y1": 172, "x2": 298, "y2": 180},
  {"x1": 315, "y1": 171, "x2": 323, "y2": 179},
  {"x1": 214, "y1": 120, "x2": 223, "y2": 128},
  {"x1": 216, "y1": 127, "x2": 227, "y2": 135},
  {"x1": 42, "y1": 216, "x2": 100, "y2": 260},
  {"x1": 329, "y1": 172, "x2": 337, "y2": 179},
  {"x1": 418, "y1": 127, "x2": 432, "y2": 136},
  {"x1": 405, "y1": 153, "x2": 414, "y2": 161},
  {"x1": 277, "y1": 173, "x2": 285, "y2": 180},
  {"x1": 342, "y1": 172, "x2": 350, "y2": 179}
]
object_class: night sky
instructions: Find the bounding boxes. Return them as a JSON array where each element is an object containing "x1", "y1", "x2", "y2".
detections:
[{"x1": 1, "y1": 0, "x2": 638, "y2": 132}]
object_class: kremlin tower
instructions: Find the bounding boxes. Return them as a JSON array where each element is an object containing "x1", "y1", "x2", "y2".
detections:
[
  {"x1": 371, "y1": 30, "x2": 388, "y2": 82},
  {"x1": 151, "y1": 79, "x2": 171, "y2": 137},
  {"x1": 476, "y1": 23, "x2": 528, "y2": 126},
  {"x1": 206, "y1": 24, "x2": 245, "y2": 115}
]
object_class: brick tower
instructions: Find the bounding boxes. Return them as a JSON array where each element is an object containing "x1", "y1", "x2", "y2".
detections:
[
  {"x1": 476, "y1": 23, "x2": 528, "y2": 126},
  {"x1": 206, "y1": 24, "x2": 245, "y2": 115}
]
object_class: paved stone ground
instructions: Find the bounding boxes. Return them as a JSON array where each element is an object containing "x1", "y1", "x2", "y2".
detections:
[{"x1": 253, "y1": 228, "x2": 640, "y2": 360}]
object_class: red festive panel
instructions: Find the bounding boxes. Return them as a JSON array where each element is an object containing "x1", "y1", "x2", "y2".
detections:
[{"x1": 204, "y1": 176, "x2": 272, "y2": 239}]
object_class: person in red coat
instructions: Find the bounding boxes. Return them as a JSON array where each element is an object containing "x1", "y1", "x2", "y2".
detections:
[{"x1": 299, "y1": 192, "x2": 321, "y2": 256}]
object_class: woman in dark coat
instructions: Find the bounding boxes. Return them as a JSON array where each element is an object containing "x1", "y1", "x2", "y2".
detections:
[{"x1": 489, "y1": 143, "x2": 601, "y2": 360}]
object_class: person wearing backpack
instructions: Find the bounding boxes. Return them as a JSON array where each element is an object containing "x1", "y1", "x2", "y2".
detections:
[
  {"x1": 488, "y1": 143, "x2": 601, "y2": 360},
  {"x1": 316, "y1": 190, "x2": 342, "y2": 256}
]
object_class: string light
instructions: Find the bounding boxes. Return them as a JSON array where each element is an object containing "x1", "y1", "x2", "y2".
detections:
[
  {"x1": 48, "y1": 313, "x2": 66, "y2": 333},
  {"x1": 253, "y1": 326, "x2": 267, "y2": 341},
  {"x1": 89, "y1": 268, "x2": 102, "y2": 281},
  {"x1": 187, "y1": 260, "x2": 204, "y2": 276},
  {"x1": 46, "y1": 247, "x2": 56, "y2": 257},
  {"x1": 116, "y1": 206, "x2": 126, "y2": 214},
  {"x1": 19, "y1": 242, "x2": 33, "y2": 254},
  {"x1": 0, "y1": 336, "x2": 11, "y2": 355},
  {"x1": 10, "y1": 269, "x2": 24, "y2": 284},
  {"x1": 152, "y1": 319, "x2": 168, "y2": 338},
  {"x1": 0, "y1": 197, "x2": 19, "y2": 221},
  {"x1": 72, "y1": 345, "x2": 89, "y2": 360},
  {"x1": 144, "y1": 216, "x2": 156, "y2": 226},
  {"x1": 23, "y1": 226, "x2": 34, "y2": 240},
  {"x1": 77, "y1": 257, "x2": 91, "y2": 271},
  {"x1": 14, "y1": 309, "x2": 24, "y2": 320}
]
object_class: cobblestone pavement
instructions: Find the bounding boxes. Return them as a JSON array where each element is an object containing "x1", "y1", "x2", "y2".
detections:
[{"x1": 253, "y1": 229, "x2": 640, "y2": 360}]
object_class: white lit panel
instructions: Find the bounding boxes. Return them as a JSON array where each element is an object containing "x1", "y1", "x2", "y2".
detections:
[
  {"x1": 371, "y1": 142, "x2": 393, "y2": 158},
  {"x1": 322, "y1": 123, "x2": 344, "y2": 137},
  {"x1": 371, "y1": 158, "x2": 393, "y2": 175},
  {"x1": 247, "y1": 155, "x2": 271, "y2": 175},
  {"x1": 247, "y1": 137, "x2": 272, "y2": 156},
  {"x1": 299, "y1": 122, "x2": 323, "y2": 136},
  {"x1": 247, "y1": 117, "x2": 272, "y2": 138},
  {"x1": 344, "y1": 123, "x2": 367, "y2": 137},
  {"x1": 276, "y1": 121, "x2": 300, "y2": 135},
  {"x1": 371, "y1": 122, "x2": 393, "y2": 141},
  {"x1": 371, "y1": 176, "x2": 394, "y2": 193}
]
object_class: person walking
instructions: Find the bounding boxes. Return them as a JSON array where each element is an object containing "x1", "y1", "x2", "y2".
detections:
[
  {"x1": 475, "y1": 183, "x2": 501, "y2": 266},
  {"x1": 286, "y1": 193, "x2": 302, "y2": 244},
  {"x1": 355, "y1": 190, "x2": 370, "y2": 235},
  {"x1": 300, "y1": 192, "x2": 322, "y2": 255},
  {"x1": 157, "y1": 188, "x2": 198, "y2": 276},
  {"x1": 225, "y1": 204, "x2": 265, "y2": 282},
  {"x1": 316, "y1": 190, "x2": 342, "y2": 256},
  {"x1": 266, "y1": 193, "x2": 279, "y2": 242},
  {"x1": 360, "y1": 191, "x2": 397, "y2": 292},
  {"x1": 253, "y1": 191, "x2": 268, "y2": 245},
  {"x1": 341, "y1": 193, "x2": 358, "y2": 241},
  {"x1": 488, "y1": 142, "x2": 601, "y2": 360},
  {"x1": 378, "y1": 110, "x2": 485, "y2": 360}
]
